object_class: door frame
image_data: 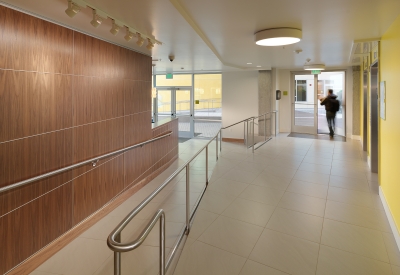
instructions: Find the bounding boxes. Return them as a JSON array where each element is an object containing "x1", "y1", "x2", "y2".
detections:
[
  {"x1": 290, "y1": 70, "x2": 347, "y2": 136},
  {"x1": 154, "y1": 86, "x2": 194, "y2": 138},
  {"x1": 291, "y1": 72, "x2": 318, "y2": 134}
]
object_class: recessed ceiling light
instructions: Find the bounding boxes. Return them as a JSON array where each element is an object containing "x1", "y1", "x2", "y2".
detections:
[
  {"x1": 257, "y1": 66, "x2": 261, "y2": 67},
  {"x1": 255, "y1": 28, "x2": 302, "y2": 46},
  {"x1": 247, "y1": 63, "x2": 253, "y2": 65}
]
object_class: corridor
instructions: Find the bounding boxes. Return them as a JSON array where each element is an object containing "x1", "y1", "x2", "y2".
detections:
[{"x1": 33, "y1": 135, "x2": 400, "y2": 275}]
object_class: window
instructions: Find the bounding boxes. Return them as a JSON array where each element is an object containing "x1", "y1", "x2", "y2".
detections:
[{"x1": 296, "y1": 80, "x2": 307, "y2": 101}]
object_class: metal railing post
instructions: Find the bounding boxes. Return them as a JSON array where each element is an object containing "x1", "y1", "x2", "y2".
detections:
[
  {"x1": 243, "y1": 121, "x2": 246, "y2": 145},
  {"x1": 264, "y1": 114, "x2": 266, "y2": 141},
  {"x1": 114, "y1": 233, "x2": 121, "y2": 275},
  {"x1": 160, "y1": 213, "x2": 166, "y2": 275},
  {"x1": 185, "y1": 164, "x2": 190, "y2": 234},
  {"x1": 206, "y1": 146, "x2": 209, "y2": 186},
  {"x1": 252, "y1": 118, "x2": 255, "y2": 153},
  {"x1": 219, "y1": 130, "x2": 222, "y2": 152},
  {"x1": 216, "y1": 134, "x2": 218, "y2": 161}
]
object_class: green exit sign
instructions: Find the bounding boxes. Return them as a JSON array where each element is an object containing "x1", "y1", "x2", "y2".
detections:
[
  {"x1": 311, "y1": 70, "x2": 321, "y2": 75},
  {"x1": 166, "y1": 73, "x2": 173, "y2": 79}
]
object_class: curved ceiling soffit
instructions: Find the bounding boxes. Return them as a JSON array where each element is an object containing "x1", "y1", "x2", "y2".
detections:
[{"x1": 169, "y1": 0, "x2": 246, "y2": 70}]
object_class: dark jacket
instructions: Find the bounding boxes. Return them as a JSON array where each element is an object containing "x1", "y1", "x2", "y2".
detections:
[{"x1": 320, "y1": 94, "x2": 338, "y2": 112}]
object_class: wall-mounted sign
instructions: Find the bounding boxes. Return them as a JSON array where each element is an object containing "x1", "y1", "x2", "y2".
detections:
[
  {"x1": 166, "y1": 73, "x2": 173, "y2": 79},
  {"x1": 195, "y1": 100, "x2": 200, "y2": 104},
  {"x1": 283, "y1": 91, "x2": 288, "y2": 96},
  {"x1": 311, "y1": 70, "x2": 321, "y2": 75},
  {"x1": 380, "y1": 81, "x2": 386, "y2": 120}
]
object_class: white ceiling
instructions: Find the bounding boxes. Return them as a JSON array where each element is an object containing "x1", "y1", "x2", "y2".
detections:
[{"x1": 3, "y1": 0, "x2": 400, "y2": 73}]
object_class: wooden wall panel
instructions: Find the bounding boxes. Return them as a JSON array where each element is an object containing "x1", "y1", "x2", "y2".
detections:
[
  {"x1": 0, "y1": 183, "x2": 72, "y2": 275},
  {"x1": 73, "y1": 76, "x2": 124, "y2": 126},
  {"x1": 0, "y1": 5, "x2": 177, "y2": 274},
  {"x1": 73, "y1": 154, "x2": 124, "y2": 224},
  {"x1": 0, "y1": 6, "x2": 73, "y2": 74},
  {"x1": 73, "y1": 32, "x2": 126, "y2": 79},
  {"x1": 0, "y1": 71, "x2": 73, "y2": 142},
  {"x1": 72, "y1": 117, "x2": 124, "y2": 163}
]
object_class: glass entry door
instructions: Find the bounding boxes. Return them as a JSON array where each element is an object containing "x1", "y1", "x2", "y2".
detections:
[
  {"x1": 291, "y1": 73, "x2": 317, "y2": 134},
  {"x1": 291, "y1": 72, "x2": 346, "y2": 136},
  {"x1": 155, "y1": 87, "x2": 194, "y2": 138}
]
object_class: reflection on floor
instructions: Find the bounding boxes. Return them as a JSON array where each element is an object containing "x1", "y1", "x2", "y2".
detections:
[
  {"x1": 288, "y1": 132, "x2": 346, "y2": 142},
  {"x1": 33, "y1": 135, "x2": 400, "y2": 275}
]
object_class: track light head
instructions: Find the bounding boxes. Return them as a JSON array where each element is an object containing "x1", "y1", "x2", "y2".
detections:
[
  {"x1": 90, "y1": 10, "x2": 102, "y2": 28},
  {"x1": 136, "y1": 33, "x2": 145, "y2": 47},
  {"x1": 146, "y1": 39, "x2": 155, "y2": 50},
  {"x1": 110, "y1": 20, "x2": 121, "y2": 35},
  {"x1": 124, "y1": 28, "x2": 134, "y2": 41},
  {"x1": 65, "y1": 0, "x2": 81, "y2": 18}
]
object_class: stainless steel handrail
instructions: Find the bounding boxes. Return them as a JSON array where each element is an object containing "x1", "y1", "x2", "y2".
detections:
[
  {"x1": 107, "y1": 129, "x2": 221, "y2": 275},
  {"x1": 0, "y1": 131, "x2": 173, "y2": 194}
]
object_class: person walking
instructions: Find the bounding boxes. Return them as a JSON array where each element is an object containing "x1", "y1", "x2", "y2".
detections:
[{"x1": 320, "y1": 89, "x2": 339, "y2": 137}]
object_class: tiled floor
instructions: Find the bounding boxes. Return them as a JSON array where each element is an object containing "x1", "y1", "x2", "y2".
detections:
[
  {"x1": 174, "y1": 135, "x2": 400, "y2": 275},
  {"x1": 33, "y1": 135, "x2": 400, "y2": 275}
]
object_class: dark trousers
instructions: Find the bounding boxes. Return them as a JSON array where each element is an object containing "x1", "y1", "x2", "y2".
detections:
[{"x1": 326, "y1": 111, "x2": 336, "y2": 136}]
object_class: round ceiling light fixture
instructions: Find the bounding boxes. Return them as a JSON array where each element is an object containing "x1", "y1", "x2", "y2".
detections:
[
  {"x1": 303, "y1": 60, "x2": 325, "y2": 70},
  {"x1": 255, "y1": 28, "x2": 302, "y2": 46}
]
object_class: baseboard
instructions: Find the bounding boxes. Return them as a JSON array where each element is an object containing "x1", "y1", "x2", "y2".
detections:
[
  {"x1": 222, "y1": 138, "x2": 244, "y2": 143},
  {"x1": 368, "y1": 155, "x2": 371, "y2": 169},
  {"x1": 6, "y1": 152, "x2": 179, "y2": 275},
  {"x1": 379, "y1": 186, "x2": 400, "y2": 252}
]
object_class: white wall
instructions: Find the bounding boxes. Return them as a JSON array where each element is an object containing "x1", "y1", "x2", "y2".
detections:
[
  {"x1": 222, "y1": 71, "x2": 259, "y2": 139},
  {"x1": 276, "y1": 69, "x2": 291, "y2": 132}
]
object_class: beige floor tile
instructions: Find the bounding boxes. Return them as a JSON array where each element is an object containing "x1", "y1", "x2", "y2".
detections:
[
  {"x1": 382, "y1": 232, "x2": 400, "y2": 266},
  {"x1": 302, "y1": 156, "x2": 333, "y2": 166},
  {"x1": 287, "y1": 180, "x2": 328, "y2": 199},
  {"x1": 198, "y1": 215, "x2": 263, "y2": 257},
  {"x1": 278, "y1": 191, "x2": 326, "y2": 217},
  {"x1": 266, "y1": 208, "x2": 323, "y2": 243},
  {"x1": 93, "y1": 245, "x2": 169, "y2": 275},
  {"x1": 298, "y1": 163, "x2": 331, "y2": 175},
  {"x1": 239, "y1": 260, "x2": 288, "y2": 275},
  {"x1": 37, "y1": 237, "x2": 112, "y2": 275},
  {"x1": 80, "y1": 214, "x2": 148, "y2": 242},
  {"x1": 222, "y1": 197, "x2": 275, "y2": 227},
  {"x1": 370, "y1": 193, "x2": 385, "y2": 210},
  {"x1": 325, "y1": 201, "x2": 390, "y2": 232},
  {"x1": 143, "y1": 221, "x2": 185, "y2": 248},
  {"x1": 262, "y1": 166, "x2": 297, "y2": 179},
  {"x1": 239, "y1": 184, "x2": 285, "y2": 206},
  {"x1": 330, "y1": 167, "x2": 368, "y2": 180},
  {"x1": 249, "y1": 229, "x2": 320, "y2": 275},
  {"x1": 327, "y1": 186, "x2": 374, "y2": 208},
  {"x1": 198, "y1": 190, "x2": 236, "y2": 214},
  {"x1": 173, "y1": 180, "x2": 206, "y2": 193},
  {"x1": 188, "y1": 209, "x2": 219, "y2": 240},
  {"x1": 321, "y1": 219, "x2": 389, "y2": 262},
  {"x1": 251, "y1": 173, "x2": 292, "y2": 190},
  {"x1": 220, "y1": 167, "x2": 261, "y2": 184},
  {"x1": 329, "y1": 175, "x2": 370, "y2": 192},
  {"x1": 293, "y1": 170, "x2": 330, "y2": 185},
  {"x1": 316, "y1": 245, "x2": 392, "y2": 275},
  {"x1": 375, "y1": 209, "x2": 393, "y2": 233},
  {"x1": 207, "y1": 177, "x2": 249, "y2": 197},
  {"x1": 393, "y1": 265, "x2": 400, "y2": 275},
  {"x1": 174, "y1": 240, "x2": 246, "y2": 275},
  {"x1": 161, "y1": 190, "x2": 201, "y2": 206}
]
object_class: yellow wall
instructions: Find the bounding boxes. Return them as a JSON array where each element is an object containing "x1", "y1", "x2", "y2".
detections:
[{"x1": 380, "y1": 14, "x2": 400, "y2": 233}]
